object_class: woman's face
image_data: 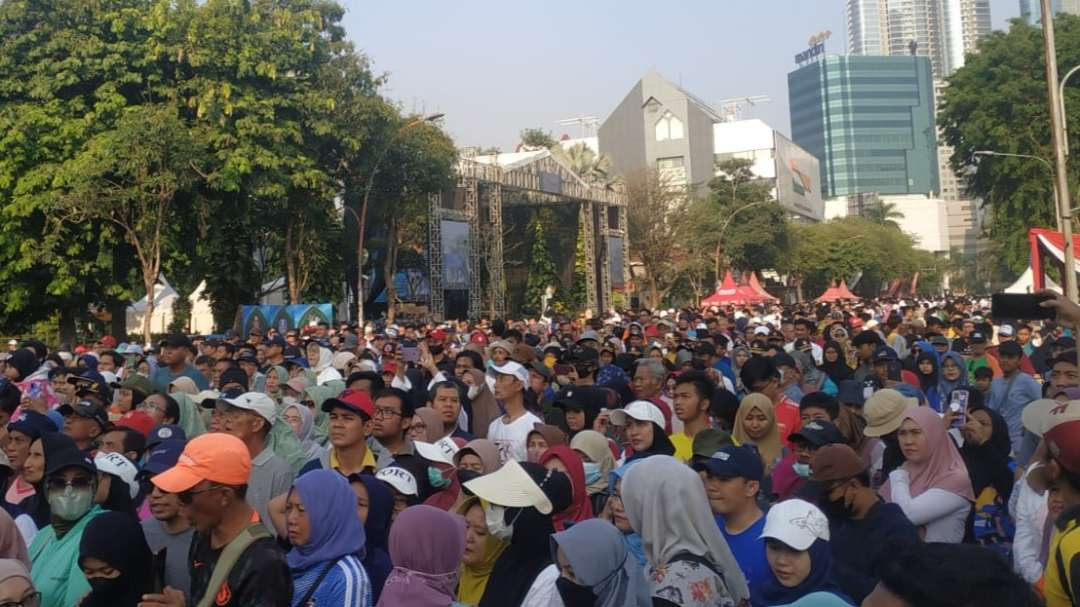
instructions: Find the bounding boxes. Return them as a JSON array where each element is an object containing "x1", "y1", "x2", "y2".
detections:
[
  {"x1": 735, "y1": 351, "x2": 750, "y2": 366},
  {"x1": 918, "y1": 359, "x2": 934, "y2": 376},
  {"x1": 265, "y1": 372, "x2": 280, "y2": 394},
  {"x1": 306, "y1": 343, "x2": 320, "y2": 363},
  {"x1": 526, "y1": 433, "x2": 548, "y2": 463},
  {"x1": 23, "y1": 438, "x2": 44, "y2": 485},
  {"x1": 744, "y1": 408, "x2": 770, "y2": 440},
  {"x1": 941, "y1": 358, "x2": 962, "y2": 381},
  {"x1": 610, "y1": 479, "x2": 631, "y2": 532},
  {"x1": 136, "y1": 361, "x2": 150, "y2": 375},
  {"x1": 766, "y1": 540, "x2": 812, "y2": 588},
  {"x1": 282, "y1": 408, "x2": 303, "y2": 437},
  {"x1": 825, "y1": 347, "x2": 839, "y2": 363},
  {"x1": 408, "y1": 419, "x2": 427, "y2": 442},
  {"x1": 81, "y1": 555, "x2": 121, "y2": 582},
  {"x1": 349, "y1": 480, "x2": 370, "y2": 524},
  {"x1": 285, "y1": 490, "x2": 311, "y2": 547},
  {"x1": 649, "y1": 349, "x2": 663, "y2": 360},
  {"x1": 600, "y1": 351, "x2": 614, "y2": 365},
  {"x1": 462, "y1": 503, "x2": 490, "y2": 566},
  {"x1": 898, "y1": 418, "x2": 929, "y2": 465},
  {"x1": 458, "y1": 453, "x2": 484, "y2": 474},
  {"x1": 564, "y1": 408, "x2": 586, "y2": 432},
  {"x1": 963, "y1": 409, "x2": 994, "y2": 446}
]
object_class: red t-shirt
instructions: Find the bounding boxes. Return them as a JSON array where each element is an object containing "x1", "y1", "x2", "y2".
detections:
[{"x1": 775, "y1": 395, "x2": 801, "y2": 448}]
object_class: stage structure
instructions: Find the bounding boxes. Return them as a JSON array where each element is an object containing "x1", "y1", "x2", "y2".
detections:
[{"x1": 428, "y1": 149, "x2": 628, "y2": 320}]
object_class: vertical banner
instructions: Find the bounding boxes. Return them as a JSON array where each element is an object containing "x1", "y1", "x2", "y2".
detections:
[{"x1": 441, "y1": 220, "x2": 471, "y2": 289}]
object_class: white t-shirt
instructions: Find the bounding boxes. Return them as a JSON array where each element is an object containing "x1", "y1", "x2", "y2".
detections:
[{"x1": 488, "y1": 410, "x2": 544, "y2": 463}]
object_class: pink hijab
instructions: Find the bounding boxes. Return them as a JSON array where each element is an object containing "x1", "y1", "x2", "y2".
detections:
[{"x1": 881, "y1": 407, "x2": 974, "y2": 501}]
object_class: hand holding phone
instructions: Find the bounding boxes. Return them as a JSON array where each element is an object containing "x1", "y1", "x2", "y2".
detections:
[
  {"x1": 991, "y1": 293, "x2": 1056, "y2": 320},
  {"x1": 948, "y1": 389, "x2": 970, "y2": 430}
]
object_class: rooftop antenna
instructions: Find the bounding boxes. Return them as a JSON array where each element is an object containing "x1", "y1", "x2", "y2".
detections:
[
  {"x1": 712, "y1": 95, "x2": 772, "y2": 122},
  {"x1": 555, "y1": 115, "x2": 601, "y2": 138}
]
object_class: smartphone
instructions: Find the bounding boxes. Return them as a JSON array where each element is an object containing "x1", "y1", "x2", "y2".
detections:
[
  {"x1": 949, "y1": 389, "x2": 970, "y2": 429},
  {"x1": 401, "y1": 346, "x2": 420, "y2": 364},
  {"x1": 553, "y1": 363, "x2": 573, "y2": 376},
  {"x1": 991, "y1": 293, "x2": 1056, "y2": 320}
]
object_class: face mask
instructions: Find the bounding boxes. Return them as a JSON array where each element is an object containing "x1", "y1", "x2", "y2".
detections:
[
  {"x1": 87, "y1": 577, "x2": 123, "y2": 598},
  {"x1": 527, "y1": 447, "x2": 545, "y2": 463},
  {"x1": 792, "y1": 462, "x2": 811, "y2": 478},
  {"x1": 467, "y1": 384, "x2": 481, "y2": 400},
  {"x1": 484, "y1": 503, "x2": 515, "y2": 541},
  {"x1": 818, "y1": 495, "x2": 852, "y2": 520},
  {"x1": 582, "y1": 462, "x2": 602, "y2": 485},
  {"x1": 429, "y1": 345, "x2": 444, "y2": 356},
  {"x1": 48, "y1": 485, "x2": 94, "y2": 521},
  {"x1": 556, "y1": 576, "x2": 598, "y2": 607},
  {"x1": 427, "y1": 466, "x2": 450, "y2": 489},
  {"x1": 457, "y1": 469, "x2": 481, "y2": 489}
]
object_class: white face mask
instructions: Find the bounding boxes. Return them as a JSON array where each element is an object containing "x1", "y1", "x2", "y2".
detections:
[
  {"x1": 484, "y1": 504, "x2": 515, "y2": 541},
  {"x1": 467, "y1": 384, "x2": 481, "y2": 400}
]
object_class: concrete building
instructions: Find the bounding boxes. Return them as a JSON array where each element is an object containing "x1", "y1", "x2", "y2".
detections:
[
  {"x1": 598, "y1": 70, "x2": 725, "y2": 191},
  {"x1": 847, "y1": 0, "x2": 890, "y2": 55},
  {"x1": 825, "y1": 193, "x2": 951, "y2": 253},
  {"x1": 788, "y1": 55, "x2": 940, "y2": 199},
  {"x1": 713, "y1": 119, "x2": 825, "y2": 221}
]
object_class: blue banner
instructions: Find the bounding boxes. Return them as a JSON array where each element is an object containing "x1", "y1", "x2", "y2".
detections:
[{"x1": 240, "y1": 304, "x2": 334, "y2": 337}]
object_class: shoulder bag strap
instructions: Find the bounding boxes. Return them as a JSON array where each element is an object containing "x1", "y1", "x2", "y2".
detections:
[
  {"x1": 295, "y1": 557, "x2": 342, "y2": 607},
  {"x1": 195, "y1": 524, "x2": 273, "y2": 607}
]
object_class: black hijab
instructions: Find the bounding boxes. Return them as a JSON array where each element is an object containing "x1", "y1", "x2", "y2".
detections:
[
  {"x1": 479, "y1": 463, "x2": 573, "y2": 607},
  {"x1": 350, "y1": 473, "x2": 393, "y2": 603},
  {"x1": 960, "y1": 407, "x2": 1014, "y2": 500},
  {"x1": 819, "y1": 341, "x2": 853, "y2": 383},
  {"x1": 78, "y1": 511, "x2": 154, "y2": 607},
  {"x1": 915, "y1": 352, "x2": 940, "y2": 394},
  {"x1": 23, "y1": 432, "x2": 79, "y2": 528}
]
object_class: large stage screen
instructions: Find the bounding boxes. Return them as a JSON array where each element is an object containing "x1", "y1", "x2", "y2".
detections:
[{"x1": 441, "y1": 220, "x2": 470, "y2": 289}]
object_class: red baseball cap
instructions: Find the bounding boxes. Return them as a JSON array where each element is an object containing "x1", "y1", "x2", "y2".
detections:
[
  {"x1": 1046, "y1": 419, "x2": 1080, "y2": 473},
  {"x1": 470, "y1": 331, "x2": 488, "y2": 346},
  {"x1": 429, "y1": 329, "x2": 448, "y2": 341},
  {"x1": 322, "y1": 389, "x2": 375, "y2": 419},
  {"x1": 152, "y1": 433, "x2": 252, "y2": 493},
  {"x1": 115, "y1": 410, "x2": 156, "y2": 438},
  {"x1": 381, "y1": 361, "x2": 398, "y2": 375},
  {"x1": 97, "y1": 336, "x2": 118, "y2": 348}
]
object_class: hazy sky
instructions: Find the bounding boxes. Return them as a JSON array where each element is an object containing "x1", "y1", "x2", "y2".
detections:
[{"x1": 342, "y1": 0, "x2": 1020, "y2": 150}]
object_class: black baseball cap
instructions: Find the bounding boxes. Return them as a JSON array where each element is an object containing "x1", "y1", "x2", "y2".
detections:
[
  {"x1": 57, "y1": 401, "x2": 110, "y2": 431},
  {"x1": 872, "y1": 346, "x2": 898, "y2": 363},
  {"x1": 159, "y1": 334, "x2": 192, "y2": 349},
  {"x1": 45, "y1": 445, "x2": 95, "y2": 477},
  {"x1": 837, "y1": 380, "x2": 865, "y2": 407},
  {"x1": 789, "y1": 420, "x2": 844, "y2": 447},
  {"x1": 553, "y1": 386, "x2": 606, "y2": 411},
  {"x1": 772, "y1": 352, "x2": 797, "y2": 369},
  {"x1": 969, "y1": 331, "x2": 987, "y2": 344},
  {"x1": 7, "y1": 410, "x2": 58, "y2": 441},
  {"x1": 998, "y1": 341, "x2": 1023, "y2": 358},
  {"x1": 692, "y1": 445, "x2": 763, "y2": 482}
]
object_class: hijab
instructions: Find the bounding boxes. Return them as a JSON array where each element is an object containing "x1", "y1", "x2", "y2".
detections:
[
  {"x1": 377, "y1": 505, "x2": 465, "y2": 607},
  {"x1": 538, "y1": 445, "x2": 594, "y2": 530},
  {"x1": 880, "y1": 407, "x2": 974, "y2": 502},
  {"x1": 531, "y1": 424, "x2": 569, "y2": 448},
  {"x1": 960, "y1": 407, "x2": 1014, "y2": 500},
  {"x1": 287, "y1": 470, "x2": 366, "y2": 571},
  {"x1": 0, "y1": 509, "x2": 28, "y2": 569},
  {"x1": 284, "y1": 402, "x2": 326, "y2": 463},
  {"x1": 479, "y1": 463, "x2": 573, "y2": 607},
  {"x1": 351, "y1": 473, "x2": 393, "y2": 602},
  {"x1": 936, "y1": 351, "x2": 968, "y2": 398},
  {"x1": 413, "y1": 407, "x2": 445, "y2": 443},
  {"x1": 621, "y1": 455, "x2": 750, "y2": 603},
  {"x1": 626, "y1": 422, "x2": 676, "y2": 461},
  {"x1": 731, "y1": 346, "x2": 751, "y2": 392},
  {"x1": 570, "y1": 430, "x2": 616, "y2": 495},
  {"x1": 456, "y1": 497, "x2": 508, "y2": 606},
  {"x1": 750, "y1": 538, "x2": 852, "y2": 607},
  {"x1": 609, "y1": 460, "x2": 646, "y2": 567},
  {"x1": 819, "y1": 341, "x2": 853, "y2": 383},
  {"x1": 0, "y1": 559, "x2": 30, "y2": 589},
  {"x1": 732, "y1": 393, "x2": 783, "y2": 469},
  {"x1": 455, "y1": 439, "x2": 501, "y2": 474},
  {"x1": 465, "y1": 369, "x2": 501, "y2": 439},
  {"x1": 266, "y1": 365, "x2": 289, "y2": 400},
  {"x1": 550, "y1": 519, "x2": 651, "y2": 607},
  {"x1": 24, "y1": 432, "x2": 79, "y2": 527},
  {"x1": 78, "y1": 511, "x2": 153, "y2": 607},
  {"x1": 312, "y1": 346, "x2": 334, "y2": 373}
]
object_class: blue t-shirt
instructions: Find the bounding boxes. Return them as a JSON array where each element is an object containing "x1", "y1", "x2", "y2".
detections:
[
  {"x1": 151, "y1": 363, "x2": 209, "y2": 393},
  {"x1": 716, "y1": 512, "x2": 769, "y2": 591}
]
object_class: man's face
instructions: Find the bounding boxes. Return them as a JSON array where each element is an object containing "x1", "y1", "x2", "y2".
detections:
[
  {"x1": 856, "y1": 343, "x2": 876, "y2": 361},
  {"x1": 98, "y1": 430, "x2": 128, "y2": 457},
  {"x1": 962, "y1": 322, "x2": 975, "y2": 337},
  {"x1": 528, "y1": 370, "x2": 547, "y2": 395},
  {"x1": 1017, "y1": 328, "x2": 1032, "y2": 345},
  {"x1": 633, "y1": 367, "x2": 661, "y2": 399},
  {"x1": 672, "y1": 382, "x2": 705, "y2": 423},
  {"x1": 704, "y1": 474, "x2": 757, "y2": 516},
  {"x1": 971, "y1": 342, "x2": 986, "y2": 356},
  {"x1": 51, "y1": 375, "x2": 74, "y2": 400},
  {"x1": 148, "y1": 483, "x2": 183, "y2": 522},
  {"x1": 97, "y1": 357, "x2": 115, "y2": 373},
  {"x1": 1052, "y1": 361, "x2": 1080, "y2": 393},
  {"x1": 178, "y1": 479, "x2": 230, "y2": 531},
  {"x1": 794, "y1": 323, "x2": 810, "y2": 340},
  {"x1": 218, "y1": 405, "x2": 264, "y2": 444},
  {"x1": 328, "y1": 408, "x2": 370, "y2": 449},
  {"x1": 974, "y1": 376, "x2": 992, "y2": 393},
  {"x1": 431, "y1": 386, "x2": 461, "y2": 426},
  {"x1": 799, "y1": 406, "x2": 832, "y2": 426},
  {"x1": 159, "y1": 346, "x2": 177, "y2": 365},
  {"x1": 212, "y1": 361, "x2": 230, "y2": 387},
  {"x1": 4, "y1": 430, "x2": 32, "y2": 471},
  {"x1": 781, "y1": 323, "x2": 795, "y2": 342},
  {"x1": 493, "y1": 374, "x2": 521, "y2": 401},
  {"x1": 372, "y1": 396, "x2": 409, "y2": 440},
  {"x1": 750, "y1": 376, "x2": 781, "y2": 402},
  {"x1": 626, "y1": 418, "x2": 654, "y2": 452},
  {"x1": 999, "y1": 354, "x2": 1021, "y2": 374},
  {"x1": 239, "y1": 361, "x2": 256, "y2": 381},
  {"x1": 63, "y1": 414, "x2": 100, "y2": 444},
  {"x1": 455, "y1": 356, "x2": 475, "y2": 378}
]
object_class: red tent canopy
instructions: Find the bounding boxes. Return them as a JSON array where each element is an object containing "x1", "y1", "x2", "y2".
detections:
[
  {"x1": 816, "y1": 280, "x2": 860, "y2": 303},
  {"x1": 836, "y1": 279, "x2": 859, "y2": 300},
  {"x1": 702, "y1": 272, "x2": 773, "y2": 306},
  {"x1": 747, "y1": 272, "x2": 779, "y2": 302},
  {"x1": 1029, "y1": 227, "x2": 1080, "y2": 290}
]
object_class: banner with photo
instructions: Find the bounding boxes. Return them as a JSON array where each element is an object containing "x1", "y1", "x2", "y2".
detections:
[{"x1": 240, "y1": 304, "x2": 334, "y2": 337}]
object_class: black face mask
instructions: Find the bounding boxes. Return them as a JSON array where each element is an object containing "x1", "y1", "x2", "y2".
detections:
[
  {"x1": 556, "y1": 576, "x2": 598, "y2": 607},
  {"x1": 457, "y1": 469, "x2": 481, "y2": 491},
  {"x1": 88, "y1": 576, "x2": 124, "y2": 598},
  {"x1": 429, "y1": 345, "x2": 444, "y2": 356},
  {"x1": 817, "y1": 495, "x2": 853, "y2": 520}
]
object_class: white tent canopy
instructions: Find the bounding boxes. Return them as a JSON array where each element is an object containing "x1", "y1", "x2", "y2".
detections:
[
  {"x1": 126, "y1": 278, "x2": 215, "y2": 337},
  {"x1": 1005, "y1": 266, "x2": 1061, "y2": 294}
]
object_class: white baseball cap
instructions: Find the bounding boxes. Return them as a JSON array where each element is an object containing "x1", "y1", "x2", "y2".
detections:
[
  {"x1": 376, "y1": 465, "x2": 418, "y2": 496},
  {"x1": 998, "y1": 324, "x2": 1015, "y2": 337},
  {"x1": 760, "y1": 498, "x2": 830, "y2": 551},
  {"x1": 609, "y1": 400, "x2": 665, "y2": 428},
  {"x1": 490, "y1": 361, "x2": 529, "y2": 385},
  {"x1": 222, "y1": 392, "x2": 277, "y2": 424},
  {"x1": 463, "y1": 459, "x2": 554, "y2": 514},
  {"x1": 93, "y1": 451, "x2": 140, "y2": 499},
  {"x1": 1022, "y1": 398, "x2": 1080, "y2": 437},
  {"x1": 753, "y1": 326, "x2": 771, "y2": 336},
  {"x1": 414, "y1": 437, "x2": 460, "y2": 466}
]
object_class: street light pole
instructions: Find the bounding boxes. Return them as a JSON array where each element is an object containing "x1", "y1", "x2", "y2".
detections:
[
  {"x1": 973, "y1": 151, "x2": 1062, "y2": 232},
  {"x1": 349, "y1": 113, "x2": 445, "y2": 328},
  {"x1": 1059, "y1": 63, "x2": 1080, "y2": 155},
  {"x1": 1040, "y1": 0, "x2": 1078, "y2": 302}
]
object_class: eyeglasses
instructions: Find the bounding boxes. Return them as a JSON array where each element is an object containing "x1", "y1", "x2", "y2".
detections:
[
  {"x1": 374, "y1": 407, "x2": 402, "y2": 419},
  {"x1": 46, "y1": 476, "x2": 92, "y2": 492},
  {"x1": 178, "y1": 484, "x2": 226, "y2": 505},
  {"x1": 0, "y1": 591, "x2": 41, "y2": 607}
]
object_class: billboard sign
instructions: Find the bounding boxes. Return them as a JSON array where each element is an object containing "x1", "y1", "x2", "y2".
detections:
[
  {"x1": 441, "y1": 220, "x2": 470, "y2": 289},
  {"x1": 774, "y1": 132, "x2": 824, "y2": 221}
]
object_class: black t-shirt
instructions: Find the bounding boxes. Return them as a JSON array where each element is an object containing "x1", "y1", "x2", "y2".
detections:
[{"x1": 188, "y1": 529, "x2": 292, "y2": 607}]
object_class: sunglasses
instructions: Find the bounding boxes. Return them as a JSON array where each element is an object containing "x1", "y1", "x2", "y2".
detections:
[{"x1": 46, "y1": 476, "x2": 92, "y2": 492}]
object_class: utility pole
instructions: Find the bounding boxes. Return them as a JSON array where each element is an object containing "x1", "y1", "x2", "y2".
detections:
[{"x1": 1041, "y1": 0, "x2": 1079, "y2": 302}]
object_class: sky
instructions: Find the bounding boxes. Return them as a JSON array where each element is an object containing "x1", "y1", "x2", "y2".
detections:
[{"x1": 341, "y1": 0, "x2": 1020, "y2": 151}]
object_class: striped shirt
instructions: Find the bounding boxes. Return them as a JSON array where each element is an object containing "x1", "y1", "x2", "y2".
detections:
[{"x1": 291, "y1": 554, "x2": 372, "y2": 607}]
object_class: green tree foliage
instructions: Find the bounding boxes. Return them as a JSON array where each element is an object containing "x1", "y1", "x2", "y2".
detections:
[
  {"x1": 525, "y1": 217, "x2": 559, "y2": 315},
  {"x1": 625, "y1": 170, "x2": 697, "y2": 308},
  {"x1": 550, "y1": 143, "x2": 615, "y2": 187},
  {"x1": 938, "y1": 16, "x2": 1080, "y2": 272},
  {"x1": 519, "y1": 127, "x2": 556, "y2": 151},
  {"x1": 860, "y1": 200, "x2": 904, "y2": 229}
]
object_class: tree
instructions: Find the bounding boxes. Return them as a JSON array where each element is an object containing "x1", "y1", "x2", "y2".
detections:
[
  {"x1": 625, "y1": 170, "x2": 697, "y2": 308},
  {"x1": 550, "y1": 143, "x2": 615, "y2": 187},
  {"x1": 525, "y1": 218, "x2": 559, "y2": 315},
  {"x1": 519, "y1": 127, "x2": 556, "y2": 151},
  {"x1": 53, "y1": 104, "x2": 200, "y2": 345},
  {"x1": 860, "y1": 200, "x2": 904, "y2": 229},
  {"x1": 939, "y1": 16, "x2": 1080, "y2": 272}
]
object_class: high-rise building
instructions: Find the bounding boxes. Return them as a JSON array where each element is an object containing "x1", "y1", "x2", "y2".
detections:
[
  {"x1": 848, "y1": 0, "x2": 991, "y2": 78},
  {"x1": 1021, "y1": 0, "x2": 1080, "y2": 23},
  {"x1": 788, "y1": 55, "x2": 939, "y2": 198}
]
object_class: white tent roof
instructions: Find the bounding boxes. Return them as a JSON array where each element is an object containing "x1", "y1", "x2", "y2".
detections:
[{"x1": 1006, "y1": 266, "x2": 1061, "y2": 294}]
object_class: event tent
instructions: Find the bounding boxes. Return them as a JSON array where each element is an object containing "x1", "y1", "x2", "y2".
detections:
[
  {"x1": 701, "y1": 272, "x2": 774, "y2": 306},
  {"x1": 1028, "y1": 227, "x2": 1080, "y2": 291},
  {"x1": 815, "y1": 280, "x2": 860, "y2": 303}
]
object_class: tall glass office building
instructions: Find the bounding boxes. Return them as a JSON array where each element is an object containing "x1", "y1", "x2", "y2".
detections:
[{"x1": 788, "y1": 55, "x2": 939, "y2": 198}]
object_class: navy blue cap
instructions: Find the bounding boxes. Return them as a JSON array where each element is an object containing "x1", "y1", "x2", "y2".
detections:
[
  {"x1": 141, "y1": 439, "x2": 186, "y2": 476},
  {"x1": 146, "y1": 424, "x2": 186, "y2": 449},
  {"x1": 789, "y1": 419, "x2": 844, "y2": 447},
  {"x1": 872, "y1": 346, "x2": 898, "y2": 362},
  {"x1": 693, "y1": 445, "x2": 763, "y2": 482},
  {"x1": 57, "y1": 401, "x2": 110, "y2": 430},
  {"x1": 267, "y1": 335, "x2": 286, "y2": 348},
  {"x1": 836, "y1": 380, "x2": 865, "y2": 406},
  {"x1": 771, "y1": 352, "x2": 797, "y2": 369},
  {"x1": 7, "y1": 410, "x2": 59, "y2": 441}
]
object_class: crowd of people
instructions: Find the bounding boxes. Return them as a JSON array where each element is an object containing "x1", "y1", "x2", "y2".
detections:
[{"x1": 3, "y1": 292, "x2": 1080, "y2": 605}]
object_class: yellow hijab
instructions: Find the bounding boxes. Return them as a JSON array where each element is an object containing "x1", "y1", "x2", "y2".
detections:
[
  {"x1": 456, "y1": 497, "x2": 508, "y2": 605},
  {"x1": 732, "y1": 393, "x2": 783, "y2": 470}
]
